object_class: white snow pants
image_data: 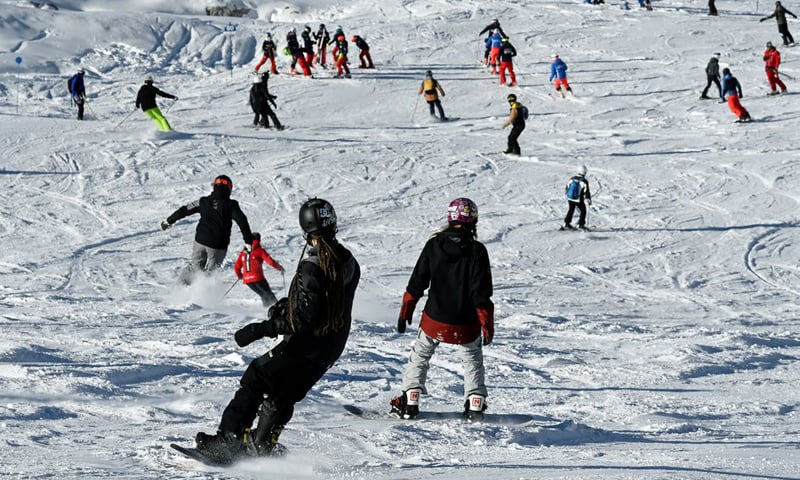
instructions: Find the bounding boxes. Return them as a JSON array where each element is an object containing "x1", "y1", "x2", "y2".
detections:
[{"x1": 401, "y1": 329, "x2": 487, "y2": 400}]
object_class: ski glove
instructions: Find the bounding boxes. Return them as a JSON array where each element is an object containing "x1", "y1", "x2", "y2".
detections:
[
  {"x1": 477, "y1": 306, "x2": 494, "y2": 346},
  {"x1": 397, "y1": 291, "x2": 418, "y2": 333},
  {"x1": 160, "y1": 219, "x2": 171, "y2": 230},
  {"x1": 235, "y1": 321, "x2": 269, "y2": 347}
]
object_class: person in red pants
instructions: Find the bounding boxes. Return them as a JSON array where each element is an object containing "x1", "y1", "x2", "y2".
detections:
[
  {"x1": 351, "y1": 35, "x2": 374, "y2": 68},
  {"x1": 497, "y1": 37, "x2": 517, "y2": 86},
  {"x1": 763, "y1": 41, "x2": 787, "y2": 94},
  {"x1": 254, "y1": 34, "x2": 279, "y2": 74},
  {"x1": 721, "y1": 68, "x2": 752, "y2": 122},
  {"x1": 332, "y1": 33, "x2": 351, "y2": 78}
]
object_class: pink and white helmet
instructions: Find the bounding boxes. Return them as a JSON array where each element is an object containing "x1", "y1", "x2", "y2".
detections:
[{"x1": 447, "y1": 198, "x2": 478, "y2": 225}]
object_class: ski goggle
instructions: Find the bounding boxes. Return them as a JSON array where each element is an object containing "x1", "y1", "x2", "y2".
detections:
[{"x1": 213, "y1": 177, "x2": 233, "y2": 189}]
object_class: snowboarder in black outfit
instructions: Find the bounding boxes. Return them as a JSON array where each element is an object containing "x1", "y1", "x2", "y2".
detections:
[
  {"x1": 502, "y1": 93, "x2": 525, "y2": 155},
  {"x1": 160, "y1": 175, "x2": 254, "y2": 285},
  {"x1": 562, "y1": 165, "x2": 592, "y2": 230},
  {"x1": 708, "y1": 0, "x2": 718, "y2": 16},
  {"x1": 700, "y1": 53, "x2": 722, "y2": 100},
  {"x1": 195, "y1": 198, "x2": 361, "y2": 464},
  {"x1": 761, "y1": 1, "x2": 798, "y2": 46},
  {"x1": 249, "y1": 72, "x2": 283, "y2": 130},
  {"x1": 478, "y1": 18, "x2": 506, "y2": 37}
]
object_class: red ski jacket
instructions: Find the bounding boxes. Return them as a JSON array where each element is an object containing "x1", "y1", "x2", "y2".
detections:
[
  {"x1": 764, "y1": 48, "x2": 781, "y2": 70},
  {"x1": 234, "y1": 239, "x2": 283, "y2": 284}
]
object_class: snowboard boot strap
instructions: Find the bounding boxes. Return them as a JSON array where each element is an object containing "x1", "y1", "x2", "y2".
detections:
[{"x1": 249, "y1": 396, "x2": 293, "y2": 456}]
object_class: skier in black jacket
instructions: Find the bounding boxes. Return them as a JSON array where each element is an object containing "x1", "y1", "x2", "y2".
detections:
[
  {"x1": 700, "y1": 53, "x2": 722, "y2": 100},
  {"x1": 249, "y1": 72, "x2": 283, "y2": 130},
  {"x1": 478, "y1": 18, "x2": 506, "y2": 37},
  {"x1": 195, "y1": 198, "x2": 361, "y2": 464},
  {"x1": 135, "y1": 75, "x2": 177, "y2": 131},
  {"x1": 160, "y1": 175, "x2": 254, "y2": 285}
]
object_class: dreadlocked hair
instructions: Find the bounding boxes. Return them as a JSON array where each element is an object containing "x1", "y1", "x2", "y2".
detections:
[{"x1": 287, "y1": 234, "x2": 346, "y2": 336}]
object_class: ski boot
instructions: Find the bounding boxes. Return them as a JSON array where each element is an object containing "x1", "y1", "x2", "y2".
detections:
[
  {"x1": 463, "y1": 394, "x2": 487, "y2": 422},
  {"x1": 390, "y1": 388, "x2": 421, "y2": 419}
]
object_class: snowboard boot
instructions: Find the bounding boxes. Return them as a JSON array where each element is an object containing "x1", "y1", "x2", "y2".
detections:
[
  {"x1": 464, "y1": 394, "x2": 487, "y2": 422},
  {"x1": 389, "y1": 388, "x2": 421, "y2": 419},
  {"x1": 195, "y1": 430, "x2": 246, "y2": 464},
  {"x1": 247, "y1": 396, "x2": 293, "y2": 456}
]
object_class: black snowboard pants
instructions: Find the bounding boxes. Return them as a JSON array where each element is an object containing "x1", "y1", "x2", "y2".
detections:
[
  {"x1": 427, "y1": 99, "x2": 446, "y2": 119},
  {"x1": 564, "y1": 200, "x2": 587, "y2": 228},
  {"x1": 701, "y1": 75, "x2": 721, "y2": 99},
  {"x1": 507, "y1": 124, "x2": 524, "y2": 155}
]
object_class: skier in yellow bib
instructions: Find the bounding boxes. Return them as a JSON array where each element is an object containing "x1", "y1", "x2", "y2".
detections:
[
  {"x1": 418, "y1": 70, "x2": 447, "y2": 121},
  {"x1": 135, "y1": 75, "x2": 177, "y2": 131}
]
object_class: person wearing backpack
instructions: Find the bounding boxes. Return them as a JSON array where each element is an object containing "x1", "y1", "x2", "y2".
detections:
[
  {"x1": 549, "y1": 54, "x2": 573, "y2": 98},
  {"x1": 418, "y1": 70, "x2": 447, "y2": 121},
  {"x1": 562, "y1": 165, "x2": 592, "y2": 231},
  {"x1": 233, "y1": 232, "x2": 284, "y2": 308},
  {"x1": 68, "y1": 69, "x2": 86, "y2": 120},
  {"x1": 497, "y1": 37, "x2": 517, "y2": 87},
  {"x1": 502, "y1": 93, "x2": 526, "y2": 155}
]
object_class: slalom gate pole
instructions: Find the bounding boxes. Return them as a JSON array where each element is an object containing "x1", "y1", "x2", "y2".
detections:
[
  {"x1": 224, "y1": 278, "x2": 240, "y2": 297},
  {"x1": 112, "y1": 109, "x2": 137, "y2": 131},
  {"x1": 411, "y1": 94, "x2": 420, "y2": 123}
]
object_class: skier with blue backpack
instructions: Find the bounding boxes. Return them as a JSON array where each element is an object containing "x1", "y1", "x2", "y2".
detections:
[{"x1": 562, "y1": 165, "x2": 592, "y2": 230}]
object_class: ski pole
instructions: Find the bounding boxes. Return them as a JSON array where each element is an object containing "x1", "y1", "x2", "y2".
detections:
[
  {"x1": 779, "y1": 70, "x2": 795, "y2": 80},
  {"x1": 224, "y1": 278, "x2": 240, "y2": 297},
  {"x1": 84, "y1": 97, "x2": 101, "y2": 120},
  {"x1": 112, "y1": 108, "x2": 137, "y2": 131},
  {"x1": 165, "y1": 98, "x2": 177, "y2": 114},
  {"x1": 411, "y1": 94, "x2": 420, "y2": 123}
]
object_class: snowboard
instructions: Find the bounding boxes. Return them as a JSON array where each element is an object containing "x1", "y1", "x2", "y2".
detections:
[
  {"x1": 170, "y1": 443, "x2": 228, "y2": 467},
  {"x1": 343, "y1": 404, "x2": 548, "y2": 426}
]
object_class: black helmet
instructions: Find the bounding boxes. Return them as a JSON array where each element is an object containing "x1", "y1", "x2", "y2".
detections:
[
  {"x1": 319, "y1": 23, "x2": 325, "y2": 29},
  {"x1": 261, "y1": 71, "x2": 270, "y2": 80},
  {"x1": 299, "y1": 198, "x2": 337, "y2": 236},
  {"x1": 507, "y1": 93, "x2": 517, "y2": 102},
  {"x1": 213, "y1": 174, "x2": 233, "y2": 190},
  {"x1": 252, "y1": 232, "x2": 261, "y2": 241}
]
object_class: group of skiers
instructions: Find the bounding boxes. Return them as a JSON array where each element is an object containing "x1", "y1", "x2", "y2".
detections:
[
  {"x1": 699, "y1": 0, "x2": 798, "y2": 123},
  {"x1": 252, "y1": 24, "x2": 374, "y2": 79}
]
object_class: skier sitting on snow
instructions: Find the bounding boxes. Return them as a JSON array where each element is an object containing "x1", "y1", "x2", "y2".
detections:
[
  {"x1": 249, "y1": 72, "x2": 284, "y2": 130},
  {"x1": 195, "y1": 198, "x2": 360, "y2": 464},
  {"x1": 233, "y1": 232, "x2": 284, "y2": 308},
  {"x1": 135, "y1": 75, "x2": 177, "y2": 132}
]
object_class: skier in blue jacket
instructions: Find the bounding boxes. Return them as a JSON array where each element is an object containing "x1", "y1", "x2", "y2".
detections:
[
  {"x1": 68, "y1": 69, "x2": 86, "y2": 120},
  {"x1": 549, "y1": 54, "x2": 573, "y2": 97},
  {"x1": 487, "y1": 30, "x2": 503, "y2": 74}
]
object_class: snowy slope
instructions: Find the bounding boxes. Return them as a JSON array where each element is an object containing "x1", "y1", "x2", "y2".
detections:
[{"x1": 1, "y1": 0, "x2": 799, "y2": 478}]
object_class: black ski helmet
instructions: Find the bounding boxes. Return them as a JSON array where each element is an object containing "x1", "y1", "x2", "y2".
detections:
[
  {"x1": 213, "y1": 174, "x2": 233, "y2": 190},
  {"x1": 507, "y1": 93, "x2": 517, "y2": 103},
  {"x1": 299, "y1": 198, "x2": 337, "y2": 237}
]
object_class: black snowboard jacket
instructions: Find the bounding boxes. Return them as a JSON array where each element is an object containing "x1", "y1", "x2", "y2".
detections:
[
  {"x1": 166, "y1": 186, "x2": 253, "y2": 250},
  {"x1": 135, "y1": 84, "x2": 176, "y2": 111}
]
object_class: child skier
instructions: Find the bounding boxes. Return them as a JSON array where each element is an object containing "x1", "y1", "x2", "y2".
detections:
[
  {"x1": 418, "y1": 70, "x2": 447, "y2": 121},
  {"x1": 286, "y1": 28, "x2": 311, "y2": 77},
  {"x1": 497, "y1": 37, "x2": 517, "y2": 86},
  {"x1": 562, "y1": 166, "x2": 592, "y2": 231},
  {"x1": 391, "y1": 198, "x2": 494, "y2": 422},
  {"x1": 721, "y1": 68, "x2": 752, "y2": 122},
  {"x1": 487, "y1": 29, "x2": 503, "y2": 74},
  {"x1": 195, "y1": 198, "x2": 361, "y2": 464},
  {"x1": 233, "y1": 232, "x2": 284, "y2": 308},
  {"x1": 68, "y1": 68, "x2": 86, "y2": 120},
  {"x1": 135, "y1": 75, "x2": 177, "y2": 131},
  {"x1": 351, "y1": 35, "x2": 374, "y2": 69},
  {"x1": 332, "y1": 33, "x2": 351, "y2": 78},
  {"x1": 301, "y1": 26, "x2": 315, "y2": 68},
  {"x1": 763, "y1": 42, "x2": 787, "y2": 95},
  {"x1": 314, "y1": 24, "x2": 330, "y2": 68},
  {"x1": 254, "y1": 34, "x2": 279, "y2": 74},
  {"x1": 549, "y1": 54, "x2": 573, "y2": 97}
]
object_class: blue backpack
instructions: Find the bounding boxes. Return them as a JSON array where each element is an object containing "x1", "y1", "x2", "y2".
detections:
[{"x1": 566, "y1": 177, "x2": 582, "y2": 201}]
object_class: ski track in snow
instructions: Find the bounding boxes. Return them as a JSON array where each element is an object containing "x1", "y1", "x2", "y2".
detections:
[{"x1": 1, "y1": 0, "x2": 800, "y2": 479}]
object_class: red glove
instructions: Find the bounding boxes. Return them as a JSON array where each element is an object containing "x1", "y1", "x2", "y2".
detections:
[
  {"x1": 477, "y1": 306, "x2": 494, "y2": 346},
  {"x1": 397, "y1": 291, "x2": 418, "y2": 333}
]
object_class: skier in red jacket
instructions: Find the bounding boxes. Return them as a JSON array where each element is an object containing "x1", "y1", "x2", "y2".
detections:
[
  {"x1": 763, "y1": 41, "x2": 787, "y2": 94},
  {"x1": 233, "y1": 233, "x2": 284, "y2": 307}
]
